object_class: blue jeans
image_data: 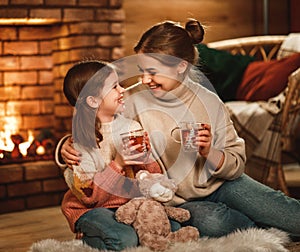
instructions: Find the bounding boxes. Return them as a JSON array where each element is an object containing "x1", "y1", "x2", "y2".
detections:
[
  {"x1": 76, "y1": 174, "x2": 300, "y2": 250},
  {"x1": 75, "y1": 207, "x2": 181, "y2": 250},
  {"x1": 75, "y1": 208, "x2": 137, "y2": 251},
  {"x1": 180, "y1": 174, "x2": 300, "y2": 239}
]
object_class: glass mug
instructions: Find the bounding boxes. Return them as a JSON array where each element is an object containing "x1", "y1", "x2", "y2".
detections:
[
  {"x1": 120, "y1": 129, "x2": 147, "y2": 157},
  {"x1": 171, "y1": 122, "x2": 204, "y2": 152}
]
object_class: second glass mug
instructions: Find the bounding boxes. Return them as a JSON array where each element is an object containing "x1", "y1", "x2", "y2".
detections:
[{"x1": 171, "y1": 122, "x2": 204, "y2": 152}]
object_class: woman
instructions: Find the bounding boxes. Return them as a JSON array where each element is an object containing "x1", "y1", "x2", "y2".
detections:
[{"x1": 57, "y1": 20, "x2": 300, "y2": 246}]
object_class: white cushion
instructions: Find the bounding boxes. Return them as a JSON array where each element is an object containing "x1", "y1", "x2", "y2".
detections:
[{"x1": 277, "y1": 33, "x2": 300, "y2": 59}]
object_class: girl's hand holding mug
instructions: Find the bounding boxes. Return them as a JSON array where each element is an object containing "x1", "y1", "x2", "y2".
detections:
[
  {"x1": 60, "y1": 130, "x2": 151, "y2": 171},
  {"x1": 114, "y1": 130, "x2": 151, "y2": 177},
  {"x1": 120, "y1": 129, "x2": 150, "y2": 164}
]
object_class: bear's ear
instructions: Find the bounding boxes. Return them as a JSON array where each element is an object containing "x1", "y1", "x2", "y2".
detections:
[{"x1": 136, "y1": 170, "x2": 150, "y2": 181}]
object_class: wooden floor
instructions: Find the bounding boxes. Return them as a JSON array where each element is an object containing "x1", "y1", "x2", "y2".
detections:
[{"x1": 0, "y1": 206, "x2": 74, "y2": 252}]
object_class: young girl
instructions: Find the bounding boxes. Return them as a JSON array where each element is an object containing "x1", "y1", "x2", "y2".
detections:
[
  {"x1": 59, "y1": 60, "x2": 161, "y2": 251},
  {"x1": 58, "y1": 20, "x2": 300, "y2": 246}
]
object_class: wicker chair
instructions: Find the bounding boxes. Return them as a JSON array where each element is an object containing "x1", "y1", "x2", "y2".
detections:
[
  {"x1": 207, "y1": 35, "x2": 287, "y2": 61},
  {"x1": 207, "y1": 35, "x2": 300, "y2": 195}
]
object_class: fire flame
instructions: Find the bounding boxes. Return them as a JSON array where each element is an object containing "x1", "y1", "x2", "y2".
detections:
[
  {"x1": 19, "y1": 131, "x2": 34, "y2": 156},
  {"x1": 0, "y1": 117, "x2": 34, "y2": 156},
  {"x1": 0, "y1": 117, "x2": 18, "y2": 152}
]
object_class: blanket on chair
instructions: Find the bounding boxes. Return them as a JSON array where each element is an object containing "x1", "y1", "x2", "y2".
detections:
[{"x1": 225, "y1": 91, "x2": 286, "y2": 192}]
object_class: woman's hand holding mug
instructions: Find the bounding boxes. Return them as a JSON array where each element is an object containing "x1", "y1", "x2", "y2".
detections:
[
  {"x1": 171, "y1": 122, "x2": 212, "y2": 157},
  {"x1": 61, "y1": 137, "x2": 81, "y2": 169},
  {"x1": 193, "y1": 123, "x2": 212, "y2": 158}
]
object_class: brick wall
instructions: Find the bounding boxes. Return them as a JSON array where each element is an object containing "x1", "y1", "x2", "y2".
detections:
[
  {"x1": 0, "y1": 161, "x2": 68, "y2": 214},
  {"x1": 0, "y1": 1, "x2": 125, "y2": 213},
  {"x1": 0, "y1": 0, "x2": 125, "y2": 142}
]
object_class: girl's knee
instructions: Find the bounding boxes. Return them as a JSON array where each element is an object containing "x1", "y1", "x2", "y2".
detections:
[
  {"x1": 104, "y1": 228, "x2": 138, "y2": 251},
  {"x1": 118, "y1": 230, "x2": 138, "y2": 248},
  {"x1": 83, "y1": 228, "x2": 138, "y2": 251},
  {"x1": 76, "y1": 215, "x2": 138, "y2": 251}
]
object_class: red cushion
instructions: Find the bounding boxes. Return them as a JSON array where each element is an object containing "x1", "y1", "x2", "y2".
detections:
[{"x1": 236, "y1": 53, "x2": 300, "y2": 101}]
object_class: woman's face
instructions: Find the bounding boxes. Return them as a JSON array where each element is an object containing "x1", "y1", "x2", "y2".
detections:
[
  {"x1": 97, "y1": 72, "x2": 125, "y2": 121},
  {"x1": 137, "y1": 54, "x2": 184, "y2": 97}
]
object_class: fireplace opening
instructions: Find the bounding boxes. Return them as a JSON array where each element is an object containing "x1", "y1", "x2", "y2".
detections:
[
  {"x1": 0, "y1": 124, "x2": 56, "y2": 164},
  {"x1": 0, "y1": 18, "x2": 59, "y2": 165}
]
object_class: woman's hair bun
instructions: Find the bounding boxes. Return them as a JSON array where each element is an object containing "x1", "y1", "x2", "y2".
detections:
[{"x1": 185, "y1": 19, "x2": 205, "y2": 44}]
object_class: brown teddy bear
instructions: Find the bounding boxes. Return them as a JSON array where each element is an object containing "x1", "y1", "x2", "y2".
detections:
[{"x1": 115, "y1": 170, "x2": 200, "y2": 251}]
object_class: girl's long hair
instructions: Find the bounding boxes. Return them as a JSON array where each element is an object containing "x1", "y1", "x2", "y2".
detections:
[{"x1": 63, "y1": 60, "x2": 114, "y2": 148}]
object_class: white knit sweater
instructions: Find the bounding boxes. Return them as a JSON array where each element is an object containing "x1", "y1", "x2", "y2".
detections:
[
  {"x1": 63, "y1": 114, "x2": 142, "y2": 193},
  {"x1": 124, "y1": 77, "x2": 246, "y2": 205}
]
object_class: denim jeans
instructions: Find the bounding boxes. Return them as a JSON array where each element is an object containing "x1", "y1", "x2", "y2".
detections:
[
  {"x1": 75, "y1": 208, "x2": 138, "y2": 251},
  {"x1": 75, "y1": 207, "x2": 181, "y2": 251},
  {"x1": 180, "y1": 174, "x2": 300, "y2": 239},
  {"x1": 76, "y1": 174, "x2": 300, "y2": 250}
]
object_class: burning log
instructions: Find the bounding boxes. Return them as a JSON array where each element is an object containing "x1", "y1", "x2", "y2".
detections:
[
  {"x1": 0, "y1": 129, "x2": 56, "y2": 164},
  {"x1": 10, "y1": 134, "x2": 24, "y2": 159}
]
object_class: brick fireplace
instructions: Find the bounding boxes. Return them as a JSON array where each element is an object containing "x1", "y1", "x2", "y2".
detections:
[{"x1": 0, "y1": 0, "x2": 125, "y2": 214}]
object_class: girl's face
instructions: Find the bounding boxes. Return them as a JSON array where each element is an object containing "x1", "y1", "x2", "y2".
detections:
[
  {"x1": 97, "y1": 72, "x2": 125, "y2": 122},
  {"x1": 137, "y1": 54, "x2": 185, "y2": 97}
]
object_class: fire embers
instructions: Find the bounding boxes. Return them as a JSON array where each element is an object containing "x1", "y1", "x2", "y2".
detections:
[{"x1": 0, "y1": 129, "x2": 56, "y2": 164}]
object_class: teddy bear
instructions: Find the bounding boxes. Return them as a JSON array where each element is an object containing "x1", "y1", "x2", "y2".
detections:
[{"x1": 115, "y1": 170, "x2": 200, "y2": 251}]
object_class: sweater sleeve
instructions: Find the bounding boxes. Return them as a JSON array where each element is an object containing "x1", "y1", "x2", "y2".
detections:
[
  {"x1": 141, "y1": 159, "x2": 162, "y2": 174},
  {"x1": 211, "y1": 102, "x2": 246, "y2": 180},
  {"x1": 54, "y1": 134, "x2": 71, "y2": 170},
  {"x1": 72, "y1": 159, "x2": 141, "y2": 207}
]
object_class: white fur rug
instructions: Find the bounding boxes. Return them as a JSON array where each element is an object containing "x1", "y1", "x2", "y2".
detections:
[{"x1": 28, "y1": 228, "x2": 290, "y2": 252}]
